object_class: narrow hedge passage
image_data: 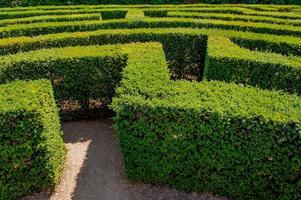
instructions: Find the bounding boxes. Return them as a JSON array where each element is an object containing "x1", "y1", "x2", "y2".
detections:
[{"x1": 0, "y1": 3, "x2": 300, "y2": 200}]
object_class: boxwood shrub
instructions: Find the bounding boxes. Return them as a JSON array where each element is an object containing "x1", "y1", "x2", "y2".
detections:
[
  {"x1": 0, "y1": 28, "x2": 299, "y2": 80},
  {"x1": 100, "y1": 10, "x2": 128, "y2": 20},
  {"x1": 1, "y1": 0, "x2": 300, "y2": 7},
  {"x1": 204, "y1": 36, "x2": 301, "y2": 95},
  {"x1": 0, "y1": 18, "x2": 300, "y2": 39},
  {"x1": 0, "y1": 31, "x2": 206, "y2": 80},
  {"x1": 0, "y1": 79, "x2": 66, "y2": 200},
  {"x1": 0, "y1": 45, "x2": 128, "y2": 119},
  {"x1": 111, "y1": 42, "x2": 301, "y2": 200},
  {"x1": 0, "y1": 43, "x2": 172, "y2": 120},
  {"x1": 0, "y1": 3, "x2": 300, "y2": 199},
  {"x1": 167, "y1": 11, "x2": 301, "y2": 26},
  {"x1": 144, "y1": 10, "x2": 168, "y2": 17},
  {"x1": 0, "y1": 13, "x2": 101, "y2": 27}
]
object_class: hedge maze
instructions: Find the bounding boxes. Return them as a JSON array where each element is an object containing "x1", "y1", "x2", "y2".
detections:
[{"x1": 0, "y1": 3, "x2": 301, "y2": 200}]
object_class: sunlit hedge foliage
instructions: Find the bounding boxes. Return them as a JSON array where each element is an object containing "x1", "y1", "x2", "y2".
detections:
[
  {"x1": 0, "y1": 3, "x2": 300, "y2": 200},
  {"x1": 0, "y1": 80, "x2": 66, "y2": 199}
]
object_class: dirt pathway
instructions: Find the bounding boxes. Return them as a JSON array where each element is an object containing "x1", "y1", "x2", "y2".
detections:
[{"x1": 23, "y1": 119, "x2": 226, "y2": 200}]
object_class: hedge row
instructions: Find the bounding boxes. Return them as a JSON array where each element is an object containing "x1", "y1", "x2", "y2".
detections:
[
  {"x1": 1, "y1": 6, "x2": 300, "y2": 21},
  {"x1": 0, "y1": 27, "x2": 299, "y2": 55},
  {"x1": 100, "y1": 10, "x2": 128, "y2": 19},
  {"x1": 0, "y1": 7, "x2": 214, "y2": 20},
  {"x1": 0, "y1": 45, "x2": 128, "y2": 119},
  {"x1": 0, "y1": 9, "x2": 103, "y2": 20},
  {"x1": 1, "y1": 40, "x2": 300, "y2": 199},
  {"x1": 0, "y1": 28, "x2": 299, "y2": 78},
  {"x1": 0, "y1": 4, "x2": 292, "y2": 13},
  {"x1": 0, "y1": 13, "x2": 101, "y2": 27},
  {"x1": 0, "y1": 29, "x2": 208, "y2": 80},
  {"x1": 0, "y1": 79, "x2": 66, "y2": 200},
  {"x1": 0, "y1": 4, "x2": 216, "y2": 13},
  {"x1": 242, "y1": 9, "x2": 301, "y2": 19},
  {"x1": 0, "y1": 17, "x2": 300, "y2": 39},
  {"x1": 1, "y1": 0, "x2": 300, "y2": 7},
  {"x1": 0, "y1": 4, "x2": 300, "y2": 200},
  {"x1": 144, "y1": 7, "x2": 301, "y2": 19},
  {"x1": 230, "y1": 35, "x2": 301, "y2": 56},
  {"x1": 204, "y1": 37, "x2": 301, "y2": 95},
  {"x1": 167, "y1": 11, "x2": 301, "y2": 25},
  {"x1": 110, "y1": 42, "x2": 301, "y2": 200},
  {"x1": 0, "y1": 42, "x2": 190, "y2": 119}
]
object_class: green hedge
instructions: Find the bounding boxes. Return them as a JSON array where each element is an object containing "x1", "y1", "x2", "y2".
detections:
[
  {"x1": 171, "y1": 7, "x2": 301, "y2": 19},
  {"x1": 0, "y1": 9, "x2": 102, "y2": 20},
  {"x1": 100, "y1": 10, "x2": 128, "y2": 19},
  {"x1": 0, "y1": 28, "x2": 299, "y2": 80},
  {"x1": 0, "y1": 45, "x2": 127, "y2": 119},
  {"x1": 204, "y1": 36, "x2": 301, "y2": 95},
  {"x1": 0, "y1": 79, "x2": 66, "y2": 200},
  {"x1": 0, "y1": 17, "x2": 300, "y2": 39},
  {"x1": 1, "y1": 0, "x2": 300, "y2": 7},
  {"x1": 112, "y1": 83, "x2": 301, "y2": 200},
  {"x1": 0, "y1": 42, "x2": 183, "y2": 119},
  {"x1": 111, "y1": 42, "x2": 301, "y2": 200},
  {"x1": 144, "y1": 10, "x2": 168, "y2": 17},
  {"x1": 167, "y1": 11, "x2": 301, "y2": 26},
  {"x1": 0, "y1": 27, "x2": 299, "y2": 57},
  {"x1": 1, "y1": 6, "x2": 300, "y2": 20},
  {"x1": 0, "y1": 14, "x2": 101, "y2": 27},
  {"x1": 229, "y1": 34, "x2": 301, "y2": 56},
  {"x1": 0, "y1": 30, "x2": 207, "y2": 80},
  {"x1": 0, "y1": 4, "x2": 300, "y2": 199}
]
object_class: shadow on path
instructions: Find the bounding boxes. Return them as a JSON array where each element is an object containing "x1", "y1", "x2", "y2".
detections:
[{"x1": 23, "y1": 119, "x2": 227, "y2": 200}]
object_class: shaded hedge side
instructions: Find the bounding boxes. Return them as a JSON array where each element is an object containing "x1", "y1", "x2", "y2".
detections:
[
  {"x1": 0, "y1": 31, "x2": 206, "y2": 81},
  {"x1": 0, "y1": 46, "x2": 127, "y2": 120}
]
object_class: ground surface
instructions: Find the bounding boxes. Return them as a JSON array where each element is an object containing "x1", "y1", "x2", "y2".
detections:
[{"x1": 23, "y1": 119, "x2": 226, "y2": 200}]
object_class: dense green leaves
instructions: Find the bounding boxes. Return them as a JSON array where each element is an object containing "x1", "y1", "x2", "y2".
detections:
[
  {"x1": 204, "y1": 37, "x2": 301, "y2": 95},
  {"x1": 100, "y1": 10, "x2": 128, "y2": 20},
  {"x1": 0, "y1": 0, "x2": 300, "y2": 7},
  {"x1": 0, "y1": 80, "x2": 66, "y2": 200},
  {"x1": 0, "y1": 18, "x2": 300, "y2": 39},
  {"x1": 0, "y1": 3, "x2": 300, "y2": 200},
  {"x1": 0, "y1": 31, "x2": 206, "y2": 80},
  {"x1": 111, "y1": 44, "x2": 301, "y2": 200},
  {"x1": 0, "y1": 45, "x2": 127, "y2": 120}
]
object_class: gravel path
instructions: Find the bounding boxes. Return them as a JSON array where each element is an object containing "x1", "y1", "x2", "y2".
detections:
[{"x1": 23, "y1": 119, "x2": 227, "y2": 200}]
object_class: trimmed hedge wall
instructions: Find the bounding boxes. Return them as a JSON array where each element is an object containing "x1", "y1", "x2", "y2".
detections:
[
  {"x1": 0, "y1": 3, "x2": 301, "y2": 199},
  {"x1": 0, "y1": 18, "x2": 300, "y2": 39},
  {"x1": 1, "y1": 0, "x2": 300, "y2": 7},
  {"x1": 0, "y1": 27, "x2": 299, "y2": 82},
  {"x1": 167, "y1": 11, "x2": 301, "y2": 26},
  {"x1": 0, "y1": 14, "x2": 101, "y2": 27},
  {"x1": 0, "y1": 46, "x2": 127, "y2": 119},
  {"x1": 204, "y1": 37, "x2": 301, "y2": 95},
  {"x1": 0, "y1": 30, "x2": 206, "y2": 80},
  {"x1": 0, "y1": 27, "x2": 299, "y2": 58},
  {"x1": 0, "y1": 79, "x2": 66, "y2": 200},
  {"x1": 111, "y1": 42, "x2": 301, "y2": 200},
  {"x1": 100, "y1": 10, "x2": 128, "y2": 19},
  {"x1": 0, "y1": 42, "x2": 181, "y2": 119}
]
